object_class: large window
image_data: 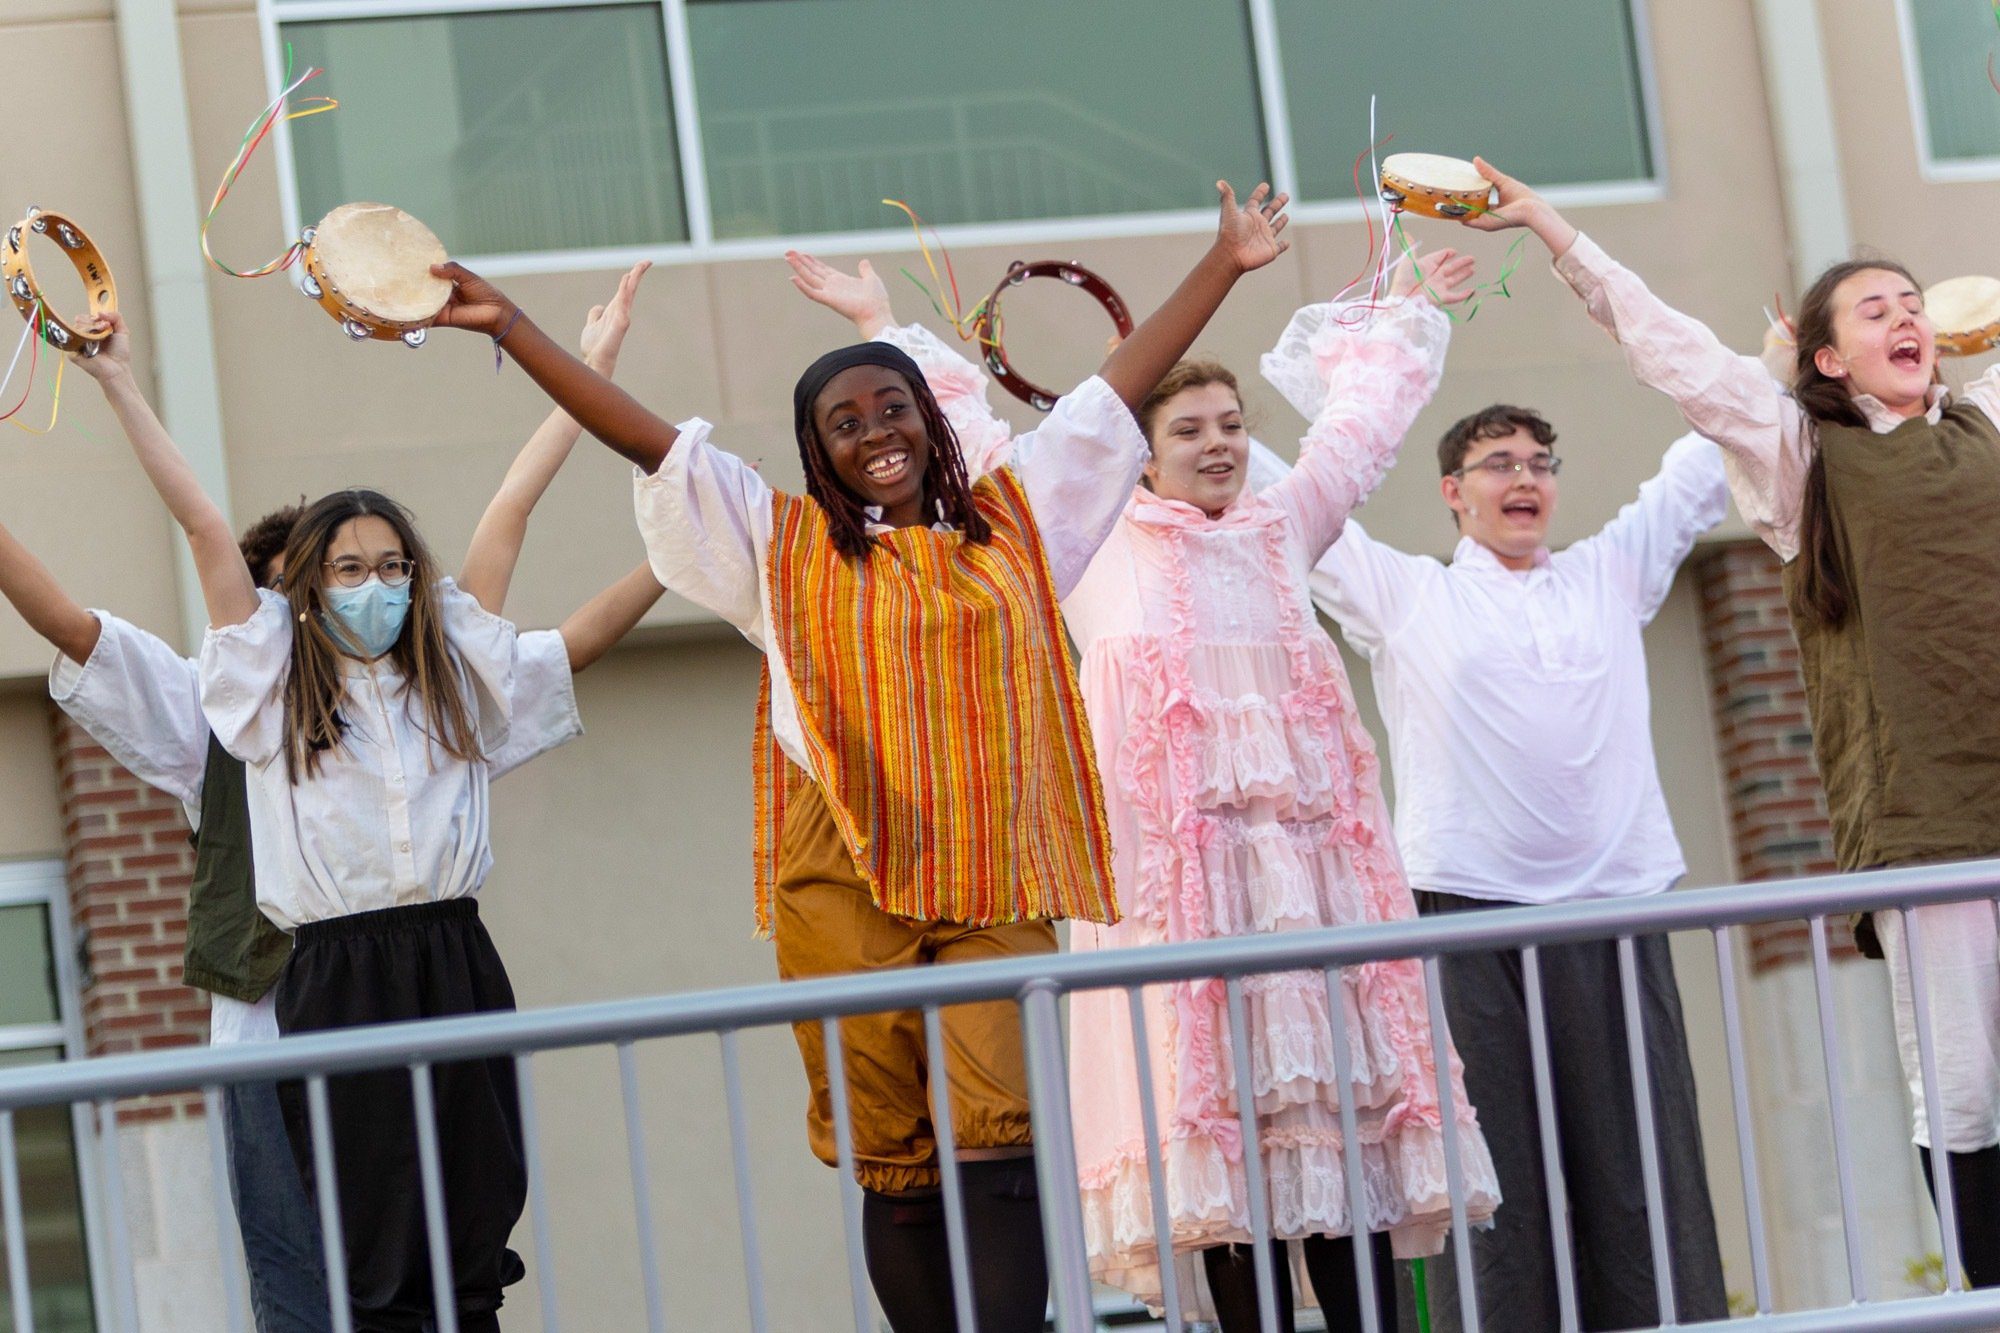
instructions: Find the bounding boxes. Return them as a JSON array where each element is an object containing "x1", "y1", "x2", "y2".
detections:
[
  {"x1": 685, "y1": 0, "x2": 1269, "y2": 239},
  {"x1": 1272, "y1": 0, "x2": 1654, "y2": 201},
  {"x1": 264, "y1": 0, "x2": 1660, "y2": 269},
  {"x1": 0, "y1": 868, "x2": 96, "y2": 1333},
  {"x1": 284, "y1": 6, "x2": 688, "y2": 255},
  {"x1": 1899, "y1": 0, "x2": 2000, "y2": 174}
]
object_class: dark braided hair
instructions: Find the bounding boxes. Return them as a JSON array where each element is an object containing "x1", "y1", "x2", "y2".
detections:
[{"x1": 795, "y1": 368, "x2": 993, "y2": 558}]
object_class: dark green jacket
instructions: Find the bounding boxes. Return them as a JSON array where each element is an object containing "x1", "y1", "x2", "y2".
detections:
[{"x1": 183, "y1": 732, "x2": 291, "y2": 1002}]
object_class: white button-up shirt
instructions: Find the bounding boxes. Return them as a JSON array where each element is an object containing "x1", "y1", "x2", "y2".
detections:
[
  {"x1": 633, "y1": 375, "x2": 1147, "y2": 774},
  {"x1": 53, "y1": 608, "x2": 581, "y2": 1040},
  {"x1": 1303, "y1": 434, "x2": 1729, "y2": 904},
  {"x1": 196, "y1": 581, "x2": 581, "y2": 936}
]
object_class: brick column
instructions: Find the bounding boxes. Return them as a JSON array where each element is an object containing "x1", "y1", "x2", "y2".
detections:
[
  {"x1": 49, "y1": 706, "x2": 207, "y2": 1122},
  {"x1": 1693, "y1": 540, "x2": 1854, "y2": 972}
]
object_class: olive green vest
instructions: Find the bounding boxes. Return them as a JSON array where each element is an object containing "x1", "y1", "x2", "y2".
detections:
[
  {"x1": 182, "y1": 732, "x2": 291, "y2": 1002},
  {"x1": 1783, "y1": 400, "x2": 2000, "y2": 876}
]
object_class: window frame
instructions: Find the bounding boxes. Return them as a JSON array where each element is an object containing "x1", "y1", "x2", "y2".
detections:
[
  {"x1": 1894, "y1": 0, "x2": 2000, "y2": 182},
  {"x1": 258, "y1": 0, "x2": 1668, "y2": 277},
  {"x1": 0, "y1": 858, "x2": 109, "y2": 1333}
]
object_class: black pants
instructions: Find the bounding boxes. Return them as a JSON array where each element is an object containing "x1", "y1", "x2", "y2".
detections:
[
  {"x1": 1410, "y1": 892, "x2": 1727, "y2": 1333},
  {"x1": 276, "y1": 899, "x2": 527, "y2": 1333}
]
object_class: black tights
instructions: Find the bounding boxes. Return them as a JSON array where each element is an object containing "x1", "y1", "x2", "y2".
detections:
[
  {"x1": 1203, "y1": 1232, "x2": 1398, "y2": 1333},
  {"x1": 860, "y1": 1157, "x2": 1048, "y2": 1333},
  {"x1": 1919, "y1": 1144, "x2": 2000, "y2": 1290}
]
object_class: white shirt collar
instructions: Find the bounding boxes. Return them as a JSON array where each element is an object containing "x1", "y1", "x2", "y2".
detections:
[
  {"x1": 862, "y1": 498, "x2": 953, "y2": 534},
  {"x1": 1851, "y1": 383, "x2": 1948, "y2": 432},
  {"x1": 1451, "y1": 535, "x2": 1553, "y2": 574}
]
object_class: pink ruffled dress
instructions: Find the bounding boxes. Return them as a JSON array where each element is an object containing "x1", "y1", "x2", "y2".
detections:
[{"x1": 884, "y1": 300, "x2": 1500, "y2": 1309}]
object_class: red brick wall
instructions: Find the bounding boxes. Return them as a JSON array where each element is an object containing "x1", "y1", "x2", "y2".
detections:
[
  {"x1": 49, "y1": 708, "x2": 206, "y2": 1123},
  {"x1": 1694, "y1": 541, "x2": 1853, "y2": 973}
]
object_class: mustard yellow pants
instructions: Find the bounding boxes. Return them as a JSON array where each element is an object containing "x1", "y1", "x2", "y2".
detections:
[{"x1": 774, "y1": 782, "x2": 1056, "y2": 1194}]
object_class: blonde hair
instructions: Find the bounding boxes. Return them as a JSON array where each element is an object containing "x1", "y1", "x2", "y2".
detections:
[{"x1": 279, "y1": 489, "x2": 480, "y2": 781}]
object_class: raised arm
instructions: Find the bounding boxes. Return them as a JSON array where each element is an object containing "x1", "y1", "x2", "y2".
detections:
[
  {"x1": 74, "y1": 315, "x2": 259, "y2": 627},
  {"x1": 1266, "y1": 249, "x2": 1472, "y2": 558},
  {"x1": 558, "y1": 562, "x2": 666, "y2": 672},
  {"x1": 1099, "y1": 181, "x2": 1290, "y2": 413},
  {"x1": 0, "y1": 521, "x2": 100, "y2": 662},
  {"x1": 429, "y1": 264, "x2": 679, "y2": 473},
  {"x1": 459, "y1": 261, "x2": 652, "y2": 612},
  {"x1": 1457, "y1": 158, "x2": 1809, "y2": 559}
]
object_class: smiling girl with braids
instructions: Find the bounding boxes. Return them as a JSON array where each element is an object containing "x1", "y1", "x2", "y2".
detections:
[{"x1": 429, "y1": 181, "x2": 1291, "y2": 1333}]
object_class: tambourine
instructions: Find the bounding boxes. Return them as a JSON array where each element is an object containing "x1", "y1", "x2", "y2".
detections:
[
  {"x1": 2, "y1": 207, "x2": 116, "y2": 357},
  {"x1": 295, "y1": 203, "x2": 450, "y2": 348},
  {"x1": 1924, "y1": 275, "x2": 2000, "y2": 358},
  {"x1": 970, "y1": 261, "x2": 1134, "y2": 411},
  {"x1": 1378, "y1": 153, "x2": 1496, "y2": 221}
]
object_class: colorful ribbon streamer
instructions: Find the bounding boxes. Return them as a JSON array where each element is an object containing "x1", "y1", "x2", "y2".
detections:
[
  {"x1": 1335, "y1": 95, "x2": 1528, "y2": 327},
  {"x1": 201, "y1": 44, "x2": 338, "y2": 278},
  {"x1": 880, "y1": 199, "x2": 996, "y2": 347},
  {"x1": 0, "y1": 302, "x2": 69, "y2": 436}
]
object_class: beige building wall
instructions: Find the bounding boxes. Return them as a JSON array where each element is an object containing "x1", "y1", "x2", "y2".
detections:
[{"x1": 0, "y1": 0, "x2": 1964, "y2": 1325}]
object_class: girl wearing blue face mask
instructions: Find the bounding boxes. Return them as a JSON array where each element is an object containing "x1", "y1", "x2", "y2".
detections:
[
  {"x1": 202, "y1": 488, "x2": 534, "y2": 1333},
  {"x1": 75, "y1": 309, "x2": 561, "y2": 1333}
]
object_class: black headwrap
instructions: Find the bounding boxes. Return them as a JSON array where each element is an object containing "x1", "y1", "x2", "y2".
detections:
[{"x1": 791, "y1": 342, "x2": 930, "y2": 445}]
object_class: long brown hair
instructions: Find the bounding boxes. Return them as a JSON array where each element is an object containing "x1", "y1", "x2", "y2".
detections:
[
  {"x1": 1788, "y1": 257, "x2": 1936, "y2": 625},
  {"x1": 795, "y1": 371, "x2": 990, "y2": 559},
  {"x1": 279, "y1": 489, "x2": 480, "y2": 780}
]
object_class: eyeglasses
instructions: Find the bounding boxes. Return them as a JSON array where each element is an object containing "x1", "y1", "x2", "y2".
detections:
[
  {"x1": 1454, "y1": 454, "x2": 1562, "y2": 480},
  {"x1": 322, "y1": 557, "x2": 415, "y2": 588}
]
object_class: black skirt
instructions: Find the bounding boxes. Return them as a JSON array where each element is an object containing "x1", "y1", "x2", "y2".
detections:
[{"x1": 276, "y1": 897, "x2": 527, "y2": 1333}]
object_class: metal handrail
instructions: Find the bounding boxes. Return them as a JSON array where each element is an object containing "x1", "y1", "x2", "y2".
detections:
[{"x1": 2, "y1": 855, "x2": 1991, "y2": 1110}]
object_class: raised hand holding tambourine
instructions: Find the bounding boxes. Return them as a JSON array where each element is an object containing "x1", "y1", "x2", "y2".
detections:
[{"x1": 3, "y1": 207, "x2": 116, "y2": 357}]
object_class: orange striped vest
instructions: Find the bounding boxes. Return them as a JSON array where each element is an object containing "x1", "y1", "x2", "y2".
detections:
[{"x1": 752, "y1": 467, "x2": 1118, "y2": 937}]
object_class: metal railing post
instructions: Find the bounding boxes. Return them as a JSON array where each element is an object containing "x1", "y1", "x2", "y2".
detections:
[
  {"x1": 1808, "y1": 916, "x2": 1869, "y2": 1303},
  {"x1": 1521, "y1": 947, "x2": 1581, "y2": 1333},
  {"x1": 922, "y1": 1005, "x2": 979, "y2": 1331},
  {"x1": 1712, "y1": 926, "x2": 1774, "y2": 1314},
  {"x1": 1225, "y1": 976, "x2": 1282, "y2": 1333},
  {"x1": 1021, "y1": 983, "x2": 1092, "y2": 1332},
  {"x1": 200, "y1": 1087, "x2": 250, "y2": 1333},
  {"x1": 1126, "y1": 986, "x2": 1185, "y2": 1332}
]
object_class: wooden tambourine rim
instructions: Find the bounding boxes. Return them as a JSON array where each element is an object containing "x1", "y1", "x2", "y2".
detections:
[
  {"x1": 970, "y1": 261, "x2": 1135, "y2": 411},
  {"x1": 1924, "y1": 275, "x2": 2000, "y2": 358},
  {"x1": 296, "y1": 205, "x2": 449, "y2": 347},
  {"x1": 2, "y1": 208, "x2": 117, "y2": 356},
  {"x1": 1378, "y1": 155, "x2": 1495, "y2": 221}
]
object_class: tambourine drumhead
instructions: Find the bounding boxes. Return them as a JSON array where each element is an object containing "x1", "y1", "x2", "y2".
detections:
[
  {"x1": 1382, "y1": 153, "x2": 1488, "y2": 194},
  {"x1": 1379, "y1": 152, "x2": 1495, "y2": 220},
  {"x1": 1924, "y1": 274, "x2": 2000, "y2": 357},
  {"x1": 310, "y1": 204, "x2": 450, "y2": 324}
]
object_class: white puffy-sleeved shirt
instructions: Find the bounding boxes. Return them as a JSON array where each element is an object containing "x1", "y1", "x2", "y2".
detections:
[
  {"x1": 633, "y1": 374, "x2": 1148, "y2": 774},
  {"x1": 196, "y1": 582, "x2": 582, "y2": 935},
  {"x1": 53, "y1": 609, "x2": 581, "y2": 1040},
  {"x1": 1291, "y1": 434, "x2": 1729, "y2": 904}
]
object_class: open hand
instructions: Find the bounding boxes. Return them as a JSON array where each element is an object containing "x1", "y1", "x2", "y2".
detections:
[
  {"x1": 786, "y1": 251, "x2": 893, "y2": 337},
  {"x1": 1459, "y1": 158, "x2": 1544, "y2": 233},
  {"x1": 68, "y1": 310, "x2": 133, "y2": 382},
  {"x1": 581, "y1": 260, "x2": 651, "y2": 373},
  {"x1": 1213, "y1": 180, "x2": 1291, "y2": 275},
  {"x1": 429, "y1": 262, "x2": 517, "y2": 337},
  {"x1": 1390, "y1": 247, "x2": 1479, "y2": 306}
]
